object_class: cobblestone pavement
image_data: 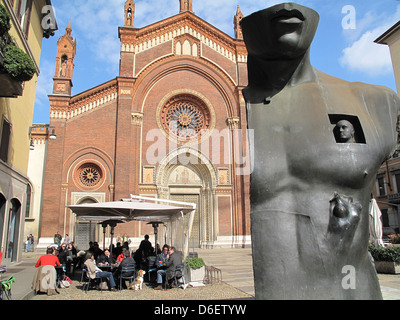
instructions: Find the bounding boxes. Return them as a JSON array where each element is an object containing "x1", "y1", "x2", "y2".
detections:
[
  {"x1": 6, "y1": 248, "x2": 400, "y2": 300},
  {"x1": 30, "y1": 278, "x2": 253, "y2": 301}
]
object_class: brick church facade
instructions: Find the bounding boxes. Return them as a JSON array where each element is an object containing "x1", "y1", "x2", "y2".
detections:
[{"x1": 38, "y1": 0, "x2": 251, "y2": 249}]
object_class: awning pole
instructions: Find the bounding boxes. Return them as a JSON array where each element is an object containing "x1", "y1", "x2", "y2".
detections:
[
  {"x1": 183, "y1": 210, "x2": 195, "y2": 259},
  {"x1": 130, "y1": 194, "x2": 196, "y2": 211}
]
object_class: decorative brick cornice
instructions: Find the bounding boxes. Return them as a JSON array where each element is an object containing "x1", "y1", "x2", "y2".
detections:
[
  {"x1": 120, "y1": 12, "x2": 247, "y2": 64},
  {"x1": 216, "y1": 186, "x2": 233, "y2": 194},
  {"x1": 30, "y1": 124, "x2": 51, "y2": 144},
  {"x1": 50, "y1": 79, "x2": 118, "y2": 120}
]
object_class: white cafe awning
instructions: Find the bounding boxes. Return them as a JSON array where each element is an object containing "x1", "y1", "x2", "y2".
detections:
[{"x1": 66, "y1": 195, "x2": 196, "y2": 258}]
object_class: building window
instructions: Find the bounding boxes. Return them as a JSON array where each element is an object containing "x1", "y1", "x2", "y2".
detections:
[
  {"x1": 161, "y1": 94, "x2": 211, "y2": 141},
  {"x1": 16, "y1": 0, "x2": 32, "y2": 38},
  {"x1": 25, "y1": 183, "x2": 31, "y2": 218},
  {"x1": 0, "y1": 117, "x2": 11, "y2": 163},
  {"x1": 381, "y1": 209, "x2": 389, "y2": 228},
  {"x1": 395, "y1": 173, "x2": 400, "y2": 194},
  {"x1": 74, "y1": 162, "x2": 104, "y2": 189},
  {"x1": 377, "y1": 176, "x2": 386, "y2": 196}
]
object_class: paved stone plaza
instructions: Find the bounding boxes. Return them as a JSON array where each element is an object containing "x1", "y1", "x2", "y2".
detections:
[{"x1": 3, "y1": 248, "x2": 400, "y2": 300}]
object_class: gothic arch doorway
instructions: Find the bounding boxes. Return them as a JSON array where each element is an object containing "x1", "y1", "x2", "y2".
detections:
[{"x1": 156, "y1": 148, "x2": 217, "y2": 248}]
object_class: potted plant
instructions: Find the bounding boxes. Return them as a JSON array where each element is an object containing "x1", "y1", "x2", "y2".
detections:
[
  {"x1": 0, "y1": 4, "x2": 36, "y2": 97},
  {"x1": 1, "y1": 43, "x2": 36, "y2": 81},
  {"x1": 0, "y1": 3, "x2": 11, "y2": 65},
  {"x1": 185, "y1": 256, "x2": 205, "y2": 283},
  {"x1": 369, "y1": 245, "x2": 400, "y2": 274},
  {"x1": 0, "y1": 4, "x2": 11, "y2": 37}
]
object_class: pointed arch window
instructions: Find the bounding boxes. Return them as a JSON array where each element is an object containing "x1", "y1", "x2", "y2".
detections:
[
  {"x1": 60, "y1": 55, "x2": 68, "y2": 77},
  {"x1": 176, "y1": 41, "x2": 182, "y2": 55}
]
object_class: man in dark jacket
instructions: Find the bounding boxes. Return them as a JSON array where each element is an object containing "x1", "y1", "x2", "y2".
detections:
[
  {"x1": 154, "y1": 246, "x2": 182, "y2": 290},
  {"x1": 114, "y1": 249, "x2": 136, "y2": 288}
]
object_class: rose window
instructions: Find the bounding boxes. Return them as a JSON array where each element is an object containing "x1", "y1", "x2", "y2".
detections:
[
  {"x1": 77, "y1": 164, "x2": 102, "y2": 187},
  {"x1": 161, "y1": 94, "x2": 211, "y2": 140}
]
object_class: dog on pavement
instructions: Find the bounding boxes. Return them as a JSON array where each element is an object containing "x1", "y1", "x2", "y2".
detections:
[{"x1": 131, "y1": 270, "x2": 146, "y2": 290}]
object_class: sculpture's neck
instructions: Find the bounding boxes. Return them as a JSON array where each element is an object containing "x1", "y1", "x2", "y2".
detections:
[{"x1": 244, "y1": 49, "x2": 317, "y2": 103}]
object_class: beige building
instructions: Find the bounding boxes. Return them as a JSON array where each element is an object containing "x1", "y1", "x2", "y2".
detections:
[
  {"x1": 0, "y1": 0, "x2": 56, "y2": 263},
  {"x1": 375, "y1": 21, "x2": 400, "y2": 93},
  {"x1": 25, "y1": 124, "x2": 54, "y2": 245},
  {"x1": 373, "y1": 23, "x2": 400, "y2": 238}
]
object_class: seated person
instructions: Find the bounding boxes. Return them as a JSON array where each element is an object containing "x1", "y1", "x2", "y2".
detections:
[
  {"x1": 84, "y1": 252, "x2": 117, "y2": 291},
  {"x1": 116, "y1": 248, "x2": 129, "y2": 263},
  {"x1": 154, "y1": 246, "x2": 182, "y2": 290},
  {"x1": 114, "y1": 250, "x2": 136, "y2": 288},
  {"x1": 91, "y1": 242, "x2": 104, "y2": 261},
  {"x1": 35, "y1": 247, "x2": 61, "y2": 267},
  {"x1": 157, "y1": 244, "x2": 169, "y2": 267},
  {"x1": 57, "y1": 243, "x2": 67, "y2": 263},
  {"x1": 113, "y1": 242, "x2": 122, "y2": 260},
  {"x1": 97, "y1": 249, "x2": 115, "y2": 265}
]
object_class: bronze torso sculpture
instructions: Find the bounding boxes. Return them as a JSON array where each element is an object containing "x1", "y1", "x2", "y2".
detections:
[{"x1": 241, "y1": 3, "x2": 400, "y2": 299}]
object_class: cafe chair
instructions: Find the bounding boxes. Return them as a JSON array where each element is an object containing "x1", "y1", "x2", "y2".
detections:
[
  {"x1": 147, "y1": 256, "x2": 157, "y2": 282},
  {"x1": 119, "y1": 266, "x2": 136, "y2": 291},
  {"x1": 55, "y1": 265, "x2": 66, "y2": 288},
  {"x1": 79, "y1": 268, "x2": 87, "y2": 284},
  {"x1": 174, "y1": 264, "x2": 186, "y2": 289},
  {"x1": 82, "y1": 270, "x2": 106, "y2": 293}
]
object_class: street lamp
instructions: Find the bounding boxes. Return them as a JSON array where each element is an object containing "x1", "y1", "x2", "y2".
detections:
[
  {"x1": 49, "y1": 128, "x2": 56, "y2": 140},
  {"x1": 28, "y1": 125, "x2": 57, "y2": 150}
]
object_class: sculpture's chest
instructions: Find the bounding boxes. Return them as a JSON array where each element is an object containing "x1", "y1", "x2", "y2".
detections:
[{"x1": 246, "y1": 84, "x2": 387, "y2": 191}]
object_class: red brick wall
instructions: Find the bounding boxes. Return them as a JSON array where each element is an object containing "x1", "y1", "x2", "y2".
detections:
[
  {"x1": 218, "y1": 196, "x2": 232, "y2": 235},
  {"x1": 40, "y1": 14, "x2": 251, "y2": 242}
]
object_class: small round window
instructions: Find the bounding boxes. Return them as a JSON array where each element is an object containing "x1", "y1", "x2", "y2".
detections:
[
  {"x1": 160, "y1": 94, "x2": 211, "y2": 141},
  {"x1": 76, "y1": 163, "x2": 103, "y2": 188}
]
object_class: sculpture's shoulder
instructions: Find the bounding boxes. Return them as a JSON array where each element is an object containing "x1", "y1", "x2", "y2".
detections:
[
  {"x1": 317, "y1": 70, "x2": 400, "y2": 112},
  {"x1": 316, "y1": 70, "x2": 399, "y2": 157}
]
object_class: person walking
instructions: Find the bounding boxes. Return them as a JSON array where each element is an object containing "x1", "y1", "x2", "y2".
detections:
[{"x1": 25, "y1": 234, "x2": 34, "y2": 252}]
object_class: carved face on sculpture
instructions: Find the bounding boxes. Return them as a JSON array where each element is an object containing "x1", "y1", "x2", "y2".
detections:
[
  {"x1": 335, "y1": 120, "x2": 355, "y2": 143},
  {"x1": 240, "y1": 3, "x2": 320, "y2": 60}
]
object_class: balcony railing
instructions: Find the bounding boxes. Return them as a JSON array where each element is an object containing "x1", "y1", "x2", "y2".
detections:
[{"x1": 388, "y1": 193, "x2": 400, "y2": 203}]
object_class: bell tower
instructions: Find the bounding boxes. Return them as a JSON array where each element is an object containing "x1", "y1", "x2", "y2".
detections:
[
  {"x1": 179, "y1": 0, "x2": 193, "y2": 13},
  {"x1": 234, "y1": 5, "x2": 243, "y2": 39},
  {"x1": 52, "y1": 21, "x2": 76, "y2": 96},
  {"x1": 124, "y1": 0, "x2": 135, "y2": 27}
]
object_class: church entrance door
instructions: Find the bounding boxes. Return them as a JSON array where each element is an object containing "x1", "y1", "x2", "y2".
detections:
[{"x1": 169, "y1": 194, "x2": 200, "y2": 248}]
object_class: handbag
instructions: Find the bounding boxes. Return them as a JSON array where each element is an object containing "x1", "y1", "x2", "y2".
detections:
[
  {"x1": 59, "y1": 280, "x2": 70, "y2": 288},
  {"x1": 99, "y1": 281, "x2": 108, "y2": 290},
  {"x1": 63, "y1": 275, "x2": 73, "y2": 284}
]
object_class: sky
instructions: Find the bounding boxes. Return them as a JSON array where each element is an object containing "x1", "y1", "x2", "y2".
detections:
[{"x1": 32, "y1": 0, "x2": 400, "y2": 124}]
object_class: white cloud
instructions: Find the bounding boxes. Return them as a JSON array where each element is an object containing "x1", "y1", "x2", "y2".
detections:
[
  {"x1": 340, "y1": 29, "x2": 392, "y2": 77},
  {"x1": 53, "y1": 0, "x2": 125, "y2": 65},
  {"x1": 340, "y1": 5, "x2": 400, "y2": 77}
]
